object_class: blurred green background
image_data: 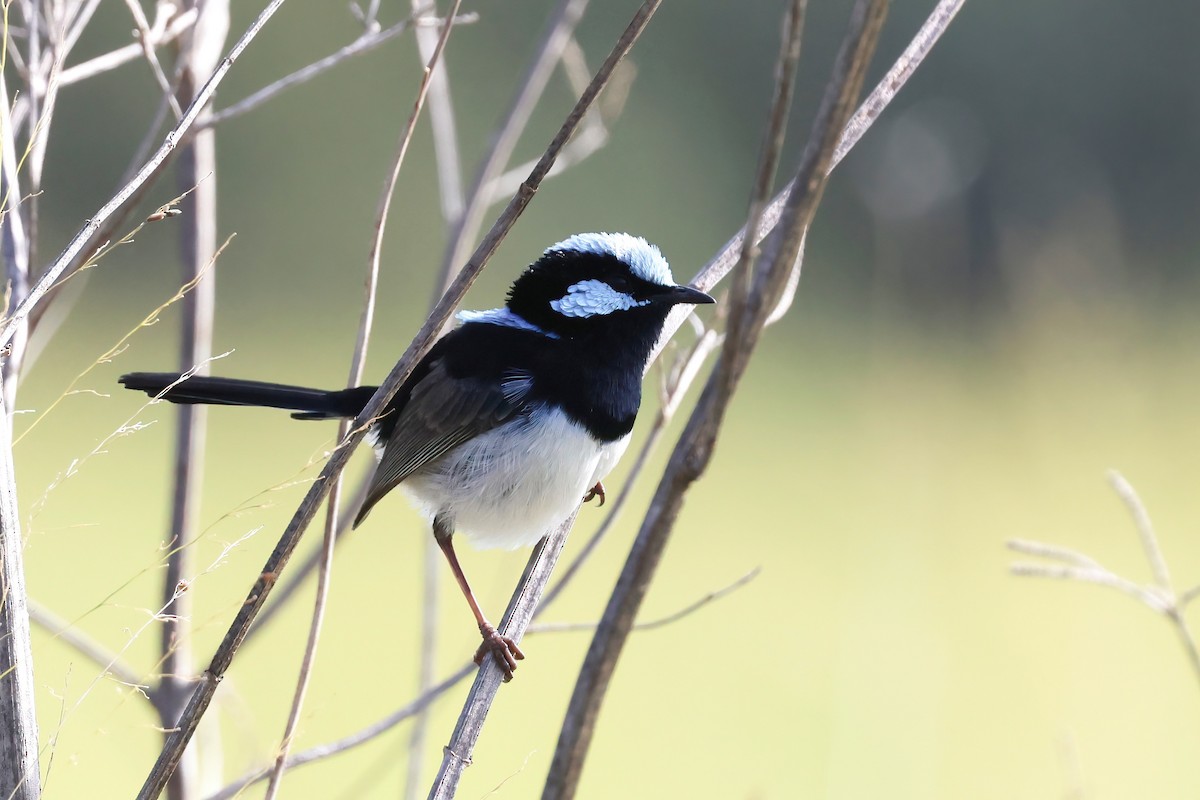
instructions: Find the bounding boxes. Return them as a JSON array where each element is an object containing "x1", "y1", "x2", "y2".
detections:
[{"x1": 11, "y1": 0, "x2": 1200, "y2": 797}]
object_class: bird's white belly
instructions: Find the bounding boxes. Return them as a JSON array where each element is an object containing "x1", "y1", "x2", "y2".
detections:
[{"x1": 399, "y1": 406, "x2": 630, "y2": 550}]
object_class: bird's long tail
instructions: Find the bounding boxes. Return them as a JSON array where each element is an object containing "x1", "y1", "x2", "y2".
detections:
[{"x1": 119, "y1": 372, "x2": 377, "y2": 420}]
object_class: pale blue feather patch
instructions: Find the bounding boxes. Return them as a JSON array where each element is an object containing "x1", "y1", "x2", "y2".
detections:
[
  {"x1": 547, "y1": 232, "x2": 674, "y2": 287},
  {"x1": 550, "y1": 279, "x2": 649, "y2": 318}
]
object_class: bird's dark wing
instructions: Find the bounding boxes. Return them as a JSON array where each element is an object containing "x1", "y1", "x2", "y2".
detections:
[{"x1": 354, "y1": 359, "x2": 532, "y2": 526}]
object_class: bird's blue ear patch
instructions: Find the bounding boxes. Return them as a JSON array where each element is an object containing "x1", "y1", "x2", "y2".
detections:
[
  {"x1": 547, "y1": 232, "x2": 674, "y2": 287},
  {"x1": 550, "y1": 279, "x2": 650, "y2": 318}
]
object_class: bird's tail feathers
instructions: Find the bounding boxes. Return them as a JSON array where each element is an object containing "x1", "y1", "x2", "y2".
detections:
[{"x1": 118, "y1": 372, "x2": 377, "y2": 420}]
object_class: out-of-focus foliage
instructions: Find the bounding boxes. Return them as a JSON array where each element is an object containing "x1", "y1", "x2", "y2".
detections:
[{"x1": 10, "y1": 1, "x2": 1200, "y2": 798}]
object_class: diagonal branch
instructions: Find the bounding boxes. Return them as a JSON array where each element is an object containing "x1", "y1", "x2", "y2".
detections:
[
  {"x1": 655, "y1": 0, "x2": 968, "y2": 356},
  {"x1": 121, "y1": 0, "x2": 183, "y2": 120},
  {"x1": 58, "y1": 6, "x2": 198, "y2": 86},
  {"x1": 1009, "y1": 470, "x2": 1200, "y2": 692},
  {"x1": 0, "y1": 0, "x2": 291, "y2": 353},
  {"x1": 262, "y1": 3, "x2": 465, "y2": 796},
  {"x1": 195, "y1": 7, "x2": 478, "y2": 132},
  {"x1": 542, "y1": 1, "x2": 889, "y2": 797},
  {"x1": 531, "y1": 567, "x2": 760, "y2": 634},
  {"x1": 25, "y1": 600, "x2": 146, "y2": 691},
  {"x1": 432, "y1": 0, "x2": 591, "y2": 298}
]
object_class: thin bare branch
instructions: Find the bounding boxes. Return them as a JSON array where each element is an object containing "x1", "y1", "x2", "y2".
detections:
[
  {"x1": 263, "y1": 4, "x2": 464, "y2": 794},
  {"x1": 718, "y1": 0, "x2": 808, "y2": 405},
  {"x1": 261, "y1": 485, "x2": 342, "y2": 800},
  {"x1": 121, "y1": 0, "x2": 184, "y2": 120},
  {"x1": 0, "y1": 69, "x2": 31, "y2": 409},
  {"x1": 403, "y1": 538, "x2": 442, "y2": 800},
  {"x1": 26, "y1": 600, "x2": 146, "y2": 695},
  {"x1": 0, "y1": 388, "x2": 41, "y2": 799},
  {"x1": 1009, "y1": 563, "x2": 1170, "y2": 613},
  {"x1": 411, "y1": 0, "x2": 463, "y2": 225},
  {"x1": 403, "y1": 1, "x2": 467, "y2": 791},
  {"x1": 57, "y1": 7, "x2": 199, "y2": 86},
  {"x1": 1010, "y1": 473, "x2": 1200, "y2": 692},
  {"x1": 60, "y1": 0, "x2": 104, "y2": 59},
  {"x1": 364, "y1": 0, "x2": 464, "y2": 358},
  {"x1": 0, "y1": 14, "x2": 38, "y2": 788},
  {"x1": 205, "y1": 664, "x2": 476, "y2": 800},
  {"x1": 655, "y1": 0, "x2": 969, "y2": 360},
  {"x1": 157, "y1": 6, "x2": 230, "y2": 797},
  {"x1": 543, "y1": 2, "x2": 889, "y2": 796},
  {"x1": 0, "y1": 0, "x2": 291, "y2": 353},
  {"x1": 532, "y1": 568, "x2": 760, "y2": 634},
  {"x1": 433, "y1": 0, "x2": 591, "y2": 298},
  {"x1": 1107, "y1": 470, "x2": 1172, "y2": 591},
  {"x1": 480, "y1": 31, "x2": 623, "y2": 213},
  {"x1": 195, "y1": 8, "x2": 479, "y2": 132},
  {"x1": 1006, "y1": 538, "x2": 1105, "y2": 570}
]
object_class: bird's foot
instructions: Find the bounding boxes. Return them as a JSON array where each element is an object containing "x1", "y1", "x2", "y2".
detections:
[
  {"x1": 474, "y1": 622, "x2": 525, "y2": 682},
  {"x1": 583, "y1": 481, "x2": 606, "y2": 507}
]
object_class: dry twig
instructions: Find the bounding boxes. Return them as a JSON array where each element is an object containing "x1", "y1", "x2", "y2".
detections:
[
  {"x1": 403, "y1": 2, "x2": 469, "y2": 794},
  {"x1": 653, "y1": 0, "x2": 968, "y2": 356},
  {"x1": 1009, "y1": 470, "x2": 1200, "y2": 690},
  {"x1": 433, "y1": 0, "x2": 592, "y2": 297},
  {"x1": 158, "y1": 6, "x2": 230, "y2": 798},
  {"x1": 0, "y1": 390, "x2": 40, "y2": 798},
  {"x1": 542, "y1": 1, "x2": 890, "y2": 795},
  {"x1": 262, "y1": 3, "x2": 465, "y2": 796},
  {"x1": 0, "y1": 0, "x2": 290, "y2": 353}
]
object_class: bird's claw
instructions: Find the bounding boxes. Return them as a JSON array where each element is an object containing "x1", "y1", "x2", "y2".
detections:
[
  {"x1": 474, "y1": 622, "x2": 525, "y2": 682},
  {"x1": 583, "y1": 481, "x2": 606, "y2": 507}
]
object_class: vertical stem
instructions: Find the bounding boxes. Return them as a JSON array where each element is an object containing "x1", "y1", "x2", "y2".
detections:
[
  {"x1": 411, "y1": 0, "x2": 463, "y2": 228},
  {"x1": 0, "y1": 16, "x2": 38, "y2": 793},
  {"x1": 0, "y1": 68, "x2": 30, "y2": 415},
  {"x1": 261, "y1": 478, "x2": 342, "y2": 800},
  {"x1": 403, "y1": 537, "x2": 441, "y2": 800},
  {"x1": 405, "y1": 1, "x2": 466, "y2": 790},
  {"x1": 0, "y1": 389, "x2": 40, "y2": 799},
  {"x1": 434, "y1": 0, "x2": 590, "y2": 298},
  {"x1": 160, "y1": 5, "x2": 229, "y2": 799},
  {"x1": 1168, "y1": 609, "x2": 1200, "y2": 692}
]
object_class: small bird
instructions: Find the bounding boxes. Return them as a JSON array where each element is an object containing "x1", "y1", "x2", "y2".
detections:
[{"x1": 121, "y1": 233, "x2": 713, "y2": 680}]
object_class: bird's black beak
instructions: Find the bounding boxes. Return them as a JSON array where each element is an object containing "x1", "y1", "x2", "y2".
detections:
[{"x1": 665, "y1": 284, "x2": 715, "y2": 306}]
